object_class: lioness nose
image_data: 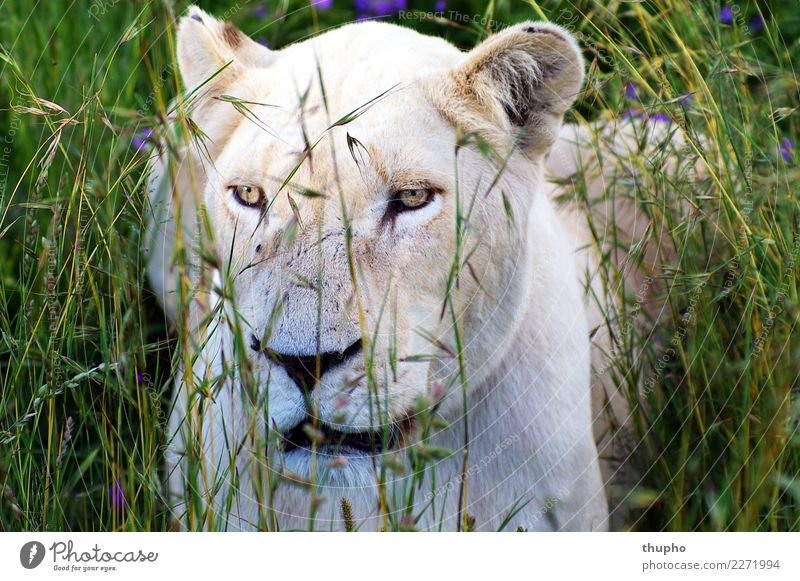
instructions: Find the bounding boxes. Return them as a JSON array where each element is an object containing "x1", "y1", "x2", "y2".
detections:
[{"x1": 264, "y1": 339, "x2": 362, "y2": 391}]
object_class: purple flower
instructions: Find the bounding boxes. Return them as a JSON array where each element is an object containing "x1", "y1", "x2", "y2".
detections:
[
  {"x1": 132, "y1": 128, "x2": 153, "y2": 152},
  {"x1": 719, "y1": 5, "x2": 733, "y2": 25},
  {"x1": 649, "y1": 112, "x2": 672, "y2": 124},
  {"x1": 625, "y1": 82, "x2": 639, "y2": 100},
  {"x1": 373, "y1": 1, "x2": 394, "y2": 13},
  {"x1": 253, "y1": 4, "x2": 267, "y2": 18},
  {"x1": 256, "y1": 37, "x2": 270, "y2": 47},
  {"x1": 750, "y1": 15, "x2": 764, "y2": 33},
  {"x1": 779, "y1": 138, "x2": 793, "y2": 162},
  {"x1": 110, "y1": 480, "x2": 126, "y2": 510},
  {"x1": 622, "y1": 109, "x2": 671, "y2": 124},
  {"x1": 435, "y1": 0, "x2": 446, "y2": 11},
  {"x1": 354, "y1": 0, "x2": 406, "y2": 19},
  {"x1": 310, "y1": 0, "x2": 333, "y2": 9}
]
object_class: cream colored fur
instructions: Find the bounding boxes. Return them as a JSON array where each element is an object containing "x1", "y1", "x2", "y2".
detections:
[{"x1": 144, "y1": 6, "x2": 658, "y2": 531}]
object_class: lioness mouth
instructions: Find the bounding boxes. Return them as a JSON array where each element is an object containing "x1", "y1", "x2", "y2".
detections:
[{"x1": 280, "y1": 421, "x2": 402, "y2": 455}]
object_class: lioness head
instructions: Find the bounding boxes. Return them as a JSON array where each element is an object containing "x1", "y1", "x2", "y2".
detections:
[{"x1": 170, "y1": 7, "x2": 583, "y2": 480}]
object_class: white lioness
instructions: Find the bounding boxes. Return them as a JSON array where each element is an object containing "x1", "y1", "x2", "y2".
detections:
[{"x1": 145, "y1": 6, "x2": 645, "y2": 531}]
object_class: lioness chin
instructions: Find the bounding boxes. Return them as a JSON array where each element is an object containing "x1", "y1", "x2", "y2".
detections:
[{"x1": 145, "y1": 6, "x2": 644, "y2": 531}]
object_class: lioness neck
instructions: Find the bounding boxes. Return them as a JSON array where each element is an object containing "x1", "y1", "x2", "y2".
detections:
[{"x1": 429, "y1": 188, "x2": 608, "y2": 531}]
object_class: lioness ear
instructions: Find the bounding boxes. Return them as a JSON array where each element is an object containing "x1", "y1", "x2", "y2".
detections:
[
  {"x1": 450, "y1": 22, "x2": 584, "y2": 155},
  {"x1": 177, "y1": 5, "x2": 273, "y2": 91}
]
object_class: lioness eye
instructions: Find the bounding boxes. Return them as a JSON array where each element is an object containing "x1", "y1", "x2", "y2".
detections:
[
  {"x1": 381, "y1": 187, "x2": 438, "y2": 227},
  {"x1": 395, "y1": 188, "x2": 433, "y2": 210},
  {"x1": 230, "y1": 185, "x2": 266, "y2": 208}
]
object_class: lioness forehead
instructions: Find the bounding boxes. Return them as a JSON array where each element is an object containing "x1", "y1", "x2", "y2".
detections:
[
  {"x1": 263, "y1": 21, "x2": 459, "y2": 88},
  {"x1": 213, "y1": 24, "x2": 464, "y2": 201},
  {"x1": 220, "y1": 119, "x2": 453, "y2": 188},
  {"x1": 220, "y1": 23, "x2": 457, "y2": 127}
]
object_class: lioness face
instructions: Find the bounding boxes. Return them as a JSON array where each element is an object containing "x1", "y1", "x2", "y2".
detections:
[{"x1": 176, "y1": 10, "x2": 583, "y2": 476}]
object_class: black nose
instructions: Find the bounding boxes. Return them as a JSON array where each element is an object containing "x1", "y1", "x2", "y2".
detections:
[{"x1": 254, "y1": 338, "x2": 362, "y2": 391}]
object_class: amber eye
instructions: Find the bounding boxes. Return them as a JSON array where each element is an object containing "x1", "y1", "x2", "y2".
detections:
[
  {"x1": 395, "y1": 188, "x2": 433, "y2": 210},
  {"x1": 230, "y1": 185, "x2": 266, "y2": 208}
]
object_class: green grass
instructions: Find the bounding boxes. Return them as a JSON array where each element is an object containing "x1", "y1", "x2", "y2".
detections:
[{"x1": 1, "y1": 0, "x2": 799, "y2": 531}]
